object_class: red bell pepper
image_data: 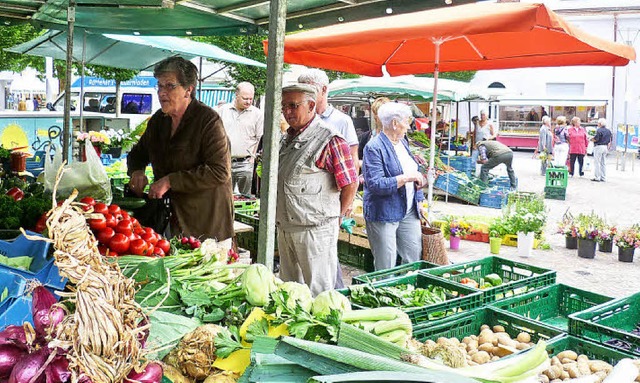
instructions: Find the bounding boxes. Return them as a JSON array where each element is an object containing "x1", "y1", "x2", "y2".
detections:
[{"x1": 5, "y1": 187, "x2": 24, "y2": 202}]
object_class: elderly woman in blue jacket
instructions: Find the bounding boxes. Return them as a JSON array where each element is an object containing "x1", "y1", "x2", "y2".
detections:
[{"x1": 363, "y1": 102, "x2": 426, "y2": 271}]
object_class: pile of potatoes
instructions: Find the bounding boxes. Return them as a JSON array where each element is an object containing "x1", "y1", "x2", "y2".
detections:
[
  {"x1": 424, "y1": 324, "x2": 535, "y2": 366},
  {"x1": 539, "y1": 352, "x2": 640, "y2": 383}
]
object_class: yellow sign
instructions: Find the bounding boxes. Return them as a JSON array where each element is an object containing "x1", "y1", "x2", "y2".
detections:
[{"x1": 1, "y1": 124, "x2": 29, "y2": 150}]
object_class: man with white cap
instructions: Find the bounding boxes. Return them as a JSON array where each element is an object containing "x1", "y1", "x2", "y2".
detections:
[{"x1": 276, "y1": 82, "x2": 358, "y2": 296}]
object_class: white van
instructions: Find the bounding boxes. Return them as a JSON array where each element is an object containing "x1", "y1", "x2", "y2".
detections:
[{"x1": 50, "y1": 76, "x2": 160, "y2": 129}]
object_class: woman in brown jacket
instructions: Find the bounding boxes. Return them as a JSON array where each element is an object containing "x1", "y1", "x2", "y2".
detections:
[{"x1": 128, "y1": 57, "x2": 234, "y2": 242}]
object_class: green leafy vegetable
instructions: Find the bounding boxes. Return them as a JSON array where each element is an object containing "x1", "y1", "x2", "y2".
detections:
[{"x1": 0, "y1": 254, "x2": 33, "y2": 270}]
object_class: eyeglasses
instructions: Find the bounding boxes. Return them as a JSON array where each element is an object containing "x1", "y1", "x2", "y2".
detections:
[
  {"x1": 155, "y1": 83, "x2": 180, "y2": 92},
  {"x1": 282, "y1": 101, "x2": 308, "y2": 111}
]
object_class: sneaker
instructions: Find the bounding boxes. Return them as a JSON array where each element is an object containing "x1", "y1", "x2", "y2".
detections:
[{"x1": 591, "y1": 178, "x2": 600, "y2": 182}]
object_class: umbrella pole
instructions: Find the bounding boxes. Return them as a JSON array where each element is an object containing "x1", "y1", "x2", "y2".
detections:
[
  {"x1": 62, "y1": 1, "x2": 76, "y2": 161},
  {"x1": 426, "y1": 39, "x2": 442, "y2": 220},
  {"x1": 79, "y1": 30, "x2": 86, "y2": 135}
]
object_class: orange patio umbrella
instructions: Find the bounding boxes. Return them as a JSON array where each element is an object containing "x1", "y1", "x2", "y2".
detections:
[{"x1": 265, "y1": 2, "x2": 636, "y2": 215}]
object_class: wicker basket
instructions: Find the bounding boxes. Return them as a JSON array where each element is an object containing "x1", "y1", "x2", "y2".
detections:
[{"x1": 421, "y1": 225, "x2": 448, "y2": 265}]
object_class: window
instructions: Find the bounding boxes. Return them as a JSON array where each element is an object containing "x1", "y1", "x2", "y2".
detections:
[{"x1": 121, "y1": 93, "x2": 153, "y2": 115}]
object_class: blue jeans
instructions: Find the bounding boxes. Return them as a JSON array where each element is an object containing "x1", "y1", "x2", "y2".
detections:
[{"x1": 366, "y1": 206, "x2": 422, "y2": 271}]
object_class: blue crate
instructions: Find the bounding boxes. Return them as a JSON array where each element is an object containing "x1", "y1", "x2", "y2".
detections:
[
  {"x1": 479, "y1": 191, "x2": 508, "y2": 209},
  {"x1": 0, "y1": 269, "x2": 27, "y2": 316},
  {"x1": 434, "y1": 174, "x2": 460, "y2": 194},
  {"x1": 0, "y1": 231, "x2": 66, "y2": 290},
  {"x1": 0, "y1": 296, "x2": 32, "y2": 328},
  {"x1": 441, "y1": 156, "x2": 474, "y2": 172}
]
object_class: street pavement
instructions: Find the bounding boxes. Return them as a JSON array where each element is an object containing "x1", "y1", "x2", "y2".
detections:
[{"x1": 343, "y1": 150, "x2": 640, "y2": 298}]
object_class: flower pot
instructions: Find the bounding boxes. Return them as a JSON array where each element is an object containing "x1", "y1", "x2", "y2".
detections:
[
  {"x1": 489, "y1": 237, "x2": 502, "y2": 254},
  {"x1": 565, "y1": 235, "x2": 578, "y2": 249},
  {"x1": 517, "y1": 231, "x2": 535, "y2": 257},
  {"x1": 81, "y1": 145, "x2": 102, "y2": 162},
  {"x1": 105, "y1": 146, "x2": 122, "y2": 158},
  {"x1": 618, "y1": 247, "x2": 635, "y2": 263},
  {"x1": 449, "y1": 236, "x2": 461, "y2": 250},
  {"x1": 598, "y1": 239, "x2": 613, "y2": 253},
  {"x1": 577, "y1": 238, "x2": 597, "y2": 259}
]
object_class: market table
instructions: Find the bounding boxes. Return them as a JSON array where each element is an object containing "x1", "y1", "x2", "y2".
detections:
[{"x1": 233, "y1": 220, "x2": 253, "y2": 234}]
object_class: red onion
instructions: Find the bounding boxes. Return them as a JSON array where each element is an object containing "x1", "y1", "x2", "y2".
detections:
[
  {"x1": 44, "y1": 355, "x2": 70, "y2": 383},
  {"x1": 7, "y1": 349, "x2": 46, "y2": 383},
  {"x1": 136, "y1": 318, "x2": 150, "y2": 348},
  {"x1": 124, "y1": 362, "x2": 163, "y2": 383},
  {"x1": 0, "y1": 345, "x2": 25, "y2": 378},
  {"x1": 0, "y1": 326, "x2": 27, "y2": 349},
  {"x1": 31, "y1": 286, "x2": 64, "y2": 337}
]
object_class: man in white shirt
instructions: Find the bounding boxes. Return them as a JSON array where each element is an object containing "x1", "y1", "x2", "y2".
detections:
[
  {"x1": 218, "y1": 82, "x2": 264, "y2": 195},
  {"x1": 298, "y1": 69, "x2": 360, "y2": 174}
]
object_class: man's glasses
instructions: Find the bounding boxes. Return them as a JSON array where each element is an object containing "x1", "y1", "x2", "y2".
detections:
[
  {"x1": 282, "y1": 101, "x2": 308, "y2": 111},
  {"x1": 155, "y1": 83, "x2": 180, "y2": 92}
]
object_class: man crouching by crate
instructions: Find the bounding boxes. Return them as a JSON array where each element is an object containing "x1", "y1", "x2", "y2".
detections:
[
  {"x1": 476, "y1": 140, "x2": 518, "y2": 191},
  {"x1": 276, "y1": 82, "x2": 358, "y2": 296}
]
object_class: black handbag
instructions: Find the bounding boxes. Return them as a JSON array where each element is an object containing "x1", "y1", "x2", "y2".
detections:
[{"x1": 124, "y1": 185, "x2": 171, "y2": 234}]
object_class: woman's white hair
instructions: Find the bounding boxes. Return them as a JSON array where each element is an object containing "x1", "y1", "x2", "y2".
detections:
[
  {"x1": 598, "y1": 118, "x2": 607, "y2": 126},
  {"x1": 542, "y1": 115, "x2": 551, "y2": 124},
  {"x1": 377, "y1": 102, "x2": 412, "y2": 129}
]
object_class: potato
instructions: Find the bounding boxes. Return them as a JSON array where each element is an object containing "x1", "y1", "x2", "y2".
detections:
[
  {"x1": 462, "y1": 336, "x2": 473, "y2": 345},
  {"x1": 557, "y1": 350, "x2": 578, "y2": 361},
  {"x1": 544, "y1": 365, "x2": 563, "y2": 380},
  {"x1": 478, "y1": 343, "x2": 494, "y2": 353},
  {"x1": 567, "y1": 364, "x2": 581, "y2": 379},
  {"x1": 437, "y1": 337, "x2": 450, "y2": 345},
  {"x1": 471, "y1": 350, "x2": 491, "y2": 364},
  {"x1": 516, "y1": 332, "x2": 531, "y2": 343},
  {"x1": 538, "y1": 374, "x2": 550, "y2": 383},
  {"x1": 468, "y1": 349, "x2": 478, "y2": 356},
  {"x1": 478, "y1": 329, "x2": 496, "y2": 346},
  {"x1": 551, "y1": 356, "x2": 562, "y2": 366},
  {"x1": 577, "y1": 359, "x2": 591, "y2": 376},
  {"x1": 480, "y1": 324, "x2": 490, "y2": 331},
  {"x1": 577, "y1": 354, "x2": 589, "y2": 362},
  {"x1": 466, "y1": 339, "x2": 478, "y2": 352},
  {"x1": 493, "y1": 345, "x2": 515, "y2": 358},
  {"x1": 516, "y1": 342, "x2": 530, "y2": 350},
  {"x1": 560, "y1": 370, "x2": 570, "y2": 380},
  {"x1": 492, "y1": 325, "x2": 506, "y2": 333},
  {"x1": 589, "y1": 360, "x2": 612, "y2": 373},
  {"x1": 562, "y1": 358, "x2": 577, "y2": 365},
  {"x1": 491, "y1": 355, "x2": 500, "y2": 361}
]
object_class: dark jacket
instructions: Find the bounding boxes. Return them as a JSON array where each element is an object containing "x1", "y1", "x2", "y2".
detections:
[
  {"x1": 128, "y1": 100, "x2": 234, "y2": 241},
  {"x1": 363, "y1": 133, "x2": 424, "y2": 222}
]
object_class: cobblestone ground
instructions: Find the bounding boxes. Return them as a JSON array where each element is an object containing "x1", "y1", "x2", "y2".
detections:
[{"x1": 342, "y1": 151, "x2": 640, "y2": 298}]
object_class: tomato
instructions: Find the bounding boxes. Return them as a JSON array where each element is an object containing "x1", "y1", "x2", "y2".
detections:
[
  {"x1": 108, "y1": 251, "x2": 119, "y2": 257},
  {"x1": 120, "y1": 210, "x2": 130, "y2": 221},
  {"x1": 130, "y1": 217, "x2": 141, "y2": 229},
  {"x1": 134, "y1": 226, "x2": 145, "y2": 236},
  {"x1": 89, "y1": 216, "x2": 107, "y2": 231},
  {"x1": 144, "y1": 227, "x2": 155, "y2": 236},
  {"x1": 98, "y1": 244, "x2": 108, "y2": 255},
  {"x1": 129, "y1": 239, "x2": 149, "y2": 256},
  {"x1": 109, "y1": 233, "x2": 130, "y2": 254},
  {"x1": 96, "y1": 227, "x2": 115, "y2": 245},
  {"x1": 156, "y1": 239, "x2": 170, "y2": 254},
  {"x1": 141, "y1": 232, "x2": 158, "y2": 245},
  {"x1": 34, "y1": 214, "x2": 47, "y2": 233},
  {"x1": 108, "y1": 204, "x2": 121, "y2": 215},
  {"x1": 146, "y1": 244, "x2": 155, "y2": 256},
  {"x1": 116, "y1": 219, "x2": 133, "y2": 234},
  {"x1": 104, "y1": 213, "x2": 117, "y2": 228},
  {"x1": 94, "y1": 202, "x2": 109, "y2": 215},
  {"x1": 152, "y1": 247, "x2": 165, "y2": 257},
  {"x1": 80, "y1": 196, "x2": 96, "y2": 206}
]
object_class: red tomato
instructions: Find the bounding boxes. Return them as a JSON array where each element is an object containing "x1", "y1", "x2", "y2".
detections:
[
  {"x1": 131, "y1": 233, "x2": 141, "y2": 241},
  {"x1": 104, "y1": 213, "x2": 117, "y2": 228},
  {"x1": 108, "y1": 204, "x2": 121, "y2": 215},
  {"x1": 153, "y1": 247, "x2": 165, "y2": 257},
  {"x1": 131, "y1": 217, "x2": 141, "y2": 229},
  {"x1": 129, "y1": 239, "x2": 148, "y2": 256},
  {"x1": 80, "y1": 196, "x2": 96, "y2": 206},
  {"x1": 156, "y1": 239, "x2": 170, "y2": 254},
  {"x1": 34, "y1": 214, "x2": 47, "y2": 233},
  {"x1": 98, "y1": 244, "x2": 108, "y2": 255},
  {"x1": 120, "y1": 210, "x2": 130, "y2": 220},
  {"x1": 96, "y1": 227, "x2": 115, "y2": 245},
  {"x1": 144, "y1": 227, "x2": 155, "y2": 236},
  {"x1": 155, "y1": 233, "x2": 163, "y2": 242},
  {"x1": 116, "y1": 219, "x2": 133, "y2": 234},
  {"x1": 108, "y1": 251, "x2": 119, "y2": 257},
  {"x1": 141, "y1": 232, "x2": 158, "y2": 245},
  {"x1": 109, "y1": 233, "x2": 130, "y2": 254},
  {"x1": 134, "y1": 226, "x2": 145, "y2": 236},
  {"x1": 89, "y1": 216, "x2": 107, "y2": 231},
  {"x1": 94, "y1": 202, "x2": 109, "y2": 215},
  {"x1": 146, "y1": 244, "x2": 155, "y2": 256}
]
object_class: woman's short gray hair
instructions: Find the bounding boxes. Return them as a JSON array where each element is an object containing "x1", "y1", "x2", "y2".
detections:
[
  {"x1": 154, "y1": 57, "x2": 198, "y2": 99},
  {"x1": 377, "y1": 102, "x2": 412, "y2": 129},
  {"x1": 598, "y1": 118, "x2": 607, "y2": 127},
  {"x1": 542, "y1": 115, "x2": 551, "y2": 124}
]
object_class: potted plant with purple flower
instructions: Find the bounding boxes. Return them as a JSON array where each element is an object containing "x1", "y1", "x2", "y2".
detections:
[
  {"x1": 575, "y1": 212, "x2": 603, "y2": 259},
  {"x1": 443, "y1": 215, "x2": 470, "y2": 251},
  {"x1": 596, "y1": 224, "x2": 617, "y2": 253},
  {"x1": 614, "y1": 225, "x2": 640, "y2": 262}
]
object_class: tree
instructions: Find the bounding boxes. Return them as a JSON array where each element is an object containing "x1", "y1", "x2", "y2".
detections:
[
  {"x1": 83, "y1": 65, "x2": 139, "y2": 115},
  {"x1": 0, "y1": 23, "x2": 45, "y2": 74}
]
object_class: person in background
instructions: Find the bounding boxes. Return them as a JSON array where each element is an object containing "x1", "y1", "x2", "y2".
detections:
[
  {"x1": 471, "y1": 110, "x2": 495, "y2": 174},
  {"x1": 476, "y1": 140, "x2": 517, "y2": 190},
  {"x1": 541, "y1": 106, "x2": 548, "y2": 118},
  {"x1": 363, "y1": 102, "x2": 425, "y2": 271},
  {"x1": 298, "y1": 68, "x2": 360, "y2": 174},
  {"x1": 218, "y1": 82, "x2": 264, "y2": 196},
  {"x1": 537, "y1": 115, "x2": 554, "y2": 175},
  {"x1": 358, "y1": 97, "x2": 390, "y2": 170},
  {"x1": 567, "y1": 116, "x2": 589, "y2": 177},
  {"x1": 276, "y1": 83, "x2": 358, "y2": 296},
  {"x1": 527, "y1": 108, "x2": 539, "y2": 122},
  {"x1": 552, "y1": 116, "x2": 570, "y2": 167},
  {"x1": 128, "y1": 57, "x2": 234, "y2": 246},
  {"x1": 591, "y1": 118, "x2": 612, "y2": 182}
]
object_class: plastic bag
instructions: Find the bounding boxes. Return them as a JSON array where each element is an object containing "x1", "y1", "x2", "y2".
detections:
[{"x1": 43, "y1": 139, "x2": 112, "y2": 204}]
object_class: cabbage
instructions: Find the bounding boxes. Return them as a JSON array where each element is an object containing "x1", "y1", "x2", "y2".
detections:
[
  {"x1": 241, "y1": 264, "x2": 277, "y2": 306},
  {"x1": 277, "y1": 282, "x2": 313, "y2": 312},
  {"x1": 311, "y1": 290, "x2": 352, "y2": 318}
]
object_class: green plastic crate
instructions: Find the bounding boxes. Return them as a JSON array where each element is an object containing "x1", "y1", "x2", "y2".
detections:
[
  {"x1": 234, "y1": 198, "x2": 259, "y2": 213},
  {"x1": 491, "y1": 284, "x2": 614, "y2": 331},
  {"x1": 544, "y1": 186, "x2": 566, "y2": 200},
  {"x1": 545, "y1": 166, "x2": 569, "y2": 188},
  {"x1": 546, "y1": 335, "x2": 636, "y2": 366},
  {"x1": 352, "y1": 260, "x2": 438, "y2": 285},
  {"x1": 337, "y1": 240, "x2": 374, "y2": 272},
  {"x1": 424, "y1": 256, "x2": 556, "y2": 303},
  {"x1": 569, "y1": 291, "x2": 640, "y2": 356},
  {"x1": 412, "y1": 307, "x2": 563, "y2": 344},
  {"x1": 235, "y1": 212, "x2": 260, "y2": 256},
  {"x1": 340, "y1": 272, "x2": 483, "y2": 325}
]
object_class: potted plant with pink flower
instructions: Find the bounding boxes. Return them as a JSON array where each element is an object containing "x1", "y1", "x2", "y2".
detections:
[
  {"x1": 596, "y1": 224, "x2": 617, "y2": 253},
  {"x1": 556, "y1": 213, "x2": 578, "y2": 249},
  {"x1": 614, "y1": 225, "x2": 640, "y2": 262},
  {"x1": 443, "y1": 215, "x2": 471, "y2": 251},
  {"x1": 75, "y1": 131, "x2": 111, "y2": 161}
]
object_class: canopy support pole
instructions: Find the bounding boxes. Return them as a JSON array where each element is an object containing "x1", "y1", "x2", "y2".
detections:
[
  {"x1": 79, "y1": 30, "x2": 86, "y2": 134},
  {"x1": 257, "y1": 0, "x2": 287, "y2": 269},
  {"x1": 198, "y1": 57, "x2": 203, "y2": 102},
  {"x1": 62, "y1": 1, "x2": 76, "y2": 161},
  {"x1": 426, "y1": 39, "x2": 442, "y2": 219}
]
